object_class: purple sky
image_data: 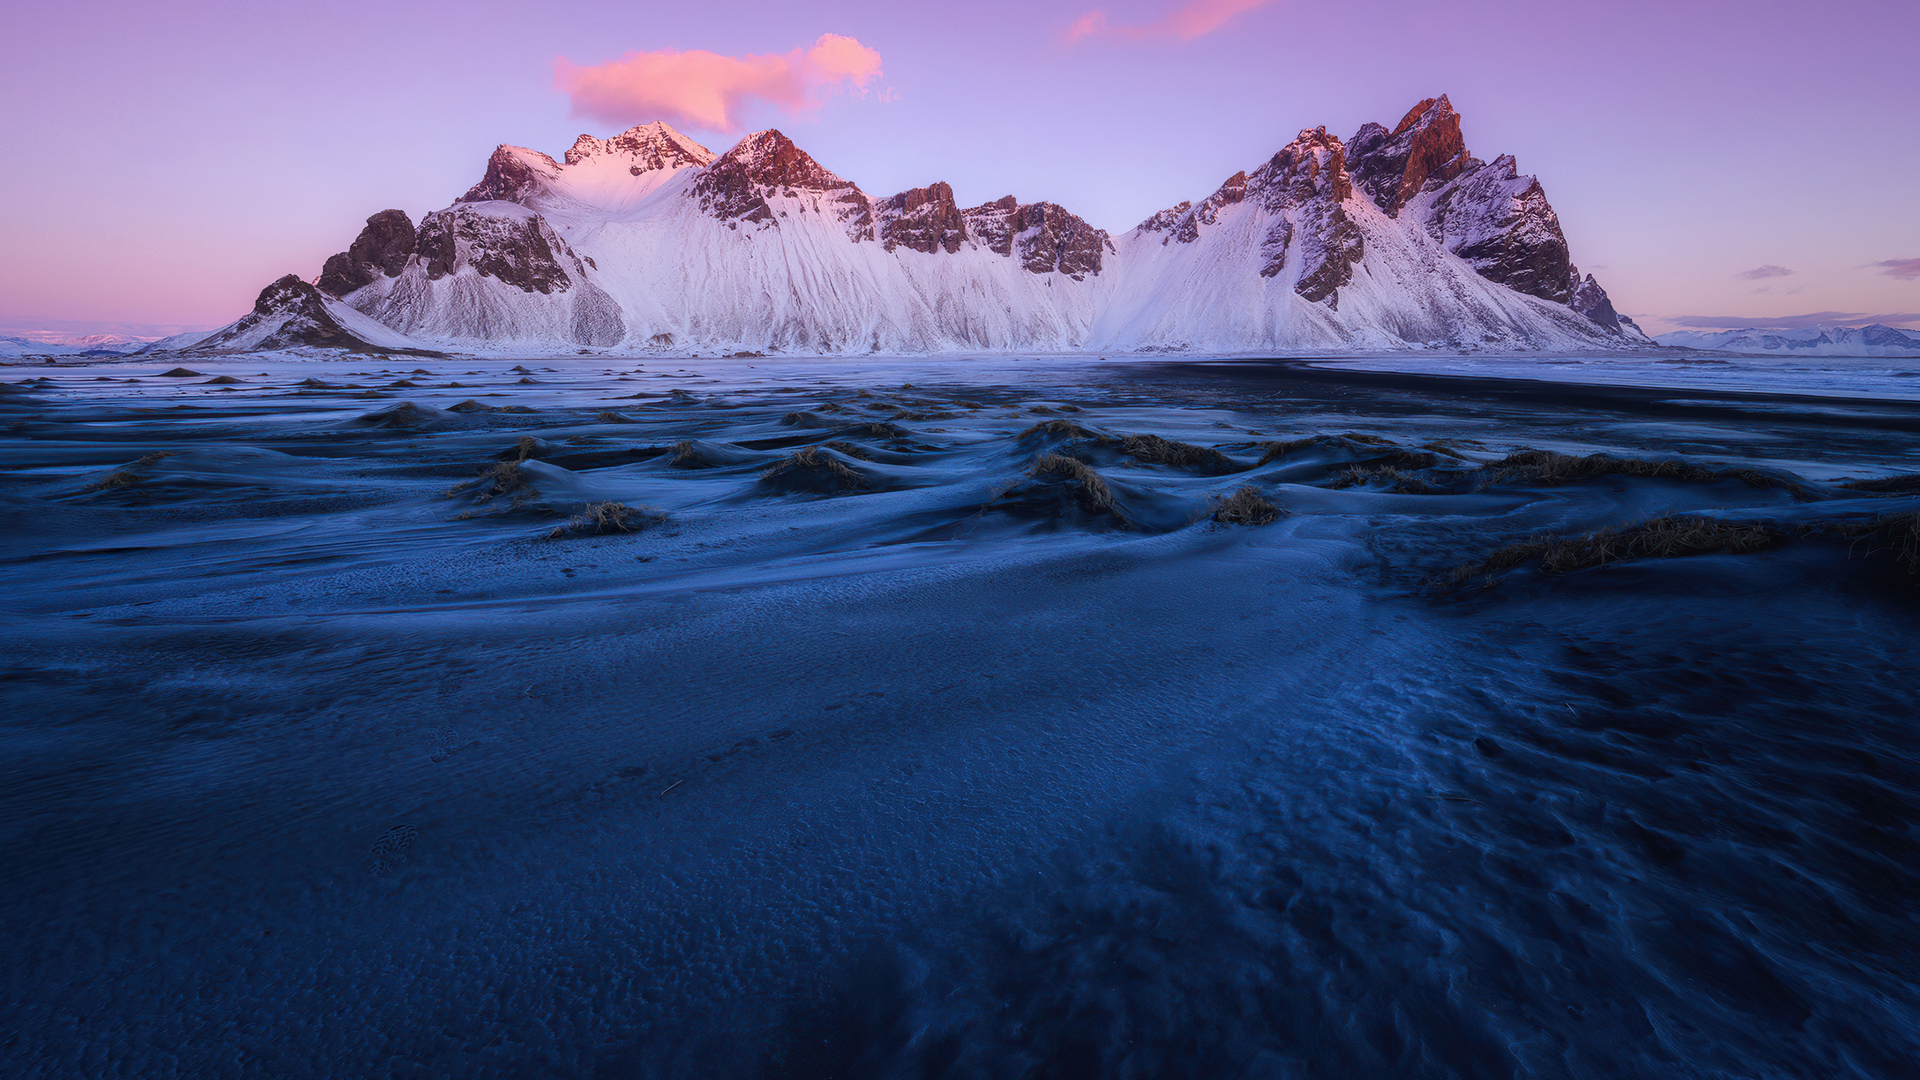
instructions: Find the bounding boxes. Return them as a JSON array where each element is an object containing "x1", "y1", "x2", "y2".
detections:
[{"x1": 3, "y1": 0, "x2": 1916, "y2": 336}]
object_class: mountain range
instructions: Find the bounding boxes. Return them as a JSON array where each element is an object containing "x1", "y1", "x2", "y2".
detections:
[
  {"x1": 187, "y1": 96, "x2": 1654, "y2": 356},
  {"x1": 1654, "y1": 324, "x2": 1920, "y2": 357}
]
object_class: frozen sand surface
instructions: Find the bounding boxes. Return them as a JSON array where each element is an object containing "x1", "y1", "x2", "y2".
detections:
[{"x1": 2, "y1": 354, "x2": 1918, "y2": 1077}]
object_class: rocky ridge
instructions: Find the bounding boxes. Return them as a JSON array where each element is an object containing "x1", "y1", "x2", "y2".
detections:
[{"x1": 214, "y1": 96, "x2": 1648, "y2": 353}]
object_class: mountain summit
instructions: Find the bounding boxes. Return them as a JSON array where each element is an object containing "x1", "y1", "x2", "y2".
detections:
[{"x1": 219, "y1": 98, "x2": 1649, "y2": 354}]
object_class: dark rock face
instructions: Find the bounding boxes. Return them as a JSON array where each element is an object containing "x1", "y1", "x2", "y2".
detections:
[
  {"x1": 1348, "y1": 96, "x2": 1471, "y2": 216},
  {"x1": 1174, "y1": 172, "x2": 1248, "y2": 244},
  {"x1": 1136, "y1": 201, "x2": 1192, "y2": 234},
  {"x1": 876, "y1": 182, "x2": 969, "y2": 254},
  {"x1": 1249, "y1": 128, "x2": 1363, "y2": 301},
  {"x1": 416, "y1": 207, "x2": 576, "y2": 295},
  {"x1": 962, "y1": 197, "x2": 1112, "y2": 278},
  {"x1": 1424, "y1": 154, "x2": 1573, "y2": 304},
  {"x1": 458, "y1": 146, "x2": 562, "y2": 205},
  {"x1": 317, "y1": 210, "x2": 416, "y2": 297},
  {"x1": 192, "y1": 275, "x2": 374, "y2": 352},
  {"x1": 692, "y1": 130, "x2": 872, "y2": 241},
  {"x1": 1568, "y1": 270, "x2": 1625, "y2": 333}
]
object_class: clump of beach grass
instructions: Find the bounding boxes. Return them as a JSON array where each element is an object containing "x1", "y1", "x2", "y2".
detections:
[
  {"x1": 545, "y1": 501, "x2": 666, "y2": 540},
  {"x1": 1434, "y1": 515, "x2": 1787, "y2": 593},
  {"x1": 1210, "y1": 487, "x2": 1283, "y2": 525},
  {"x1": 760, "y1": 446, "x2": 869, "y2": 492},
  {"x1": 1331, "y1": 465, "x2": 1438, "y2": 494},
  {"x1": 1115, "y1": 434, "x2": 1238, "y2": 474},
  {"x1": 84, "y1": 451, "x2": 173, "y2": 492},
  {"x1": 1016, "y1": 419, "x2": 1101, "y2": 443},
  {"x1": 1029, "y1": 452, "x2": 1116, "y2": 514},
  {"x1": 1482, "y1": 449, "x2": 1794, "y2": 493}
]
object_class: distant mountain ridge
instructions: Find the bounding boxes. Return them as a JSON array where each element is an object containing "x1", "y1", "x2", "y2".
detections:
[
  {"x1": 1656, "y1": 324, "x2": 1920, "y2": 357},
  {"x1": 189, "y1": 96, "x2": 1653, "y2": 356}
]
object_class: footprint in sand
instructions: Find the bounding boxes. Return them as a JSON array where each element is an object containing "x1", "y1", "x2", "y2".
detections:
[{"x1": 368, "y1": 824, "x2": 417, "y2": 874}]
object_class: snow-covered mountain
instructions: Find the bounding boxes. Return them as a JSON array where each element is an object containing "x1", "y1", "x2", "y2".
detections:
[
  {"x1": 202, "y1": 98, "x2": 1652, "y2": 355},
  {"x1": 1656, "y1": 324, "x2": 1920, "y2": 357}
]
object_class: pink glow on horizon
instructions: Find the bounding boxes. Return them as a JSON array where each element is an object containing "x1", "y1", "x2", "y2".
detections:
[
  {"x1": 556, "y1": 33, "x2": 882, "y2": 133},
  {"x1": 1067, "y1": 0, "x2": 1279, "y2": 42}
]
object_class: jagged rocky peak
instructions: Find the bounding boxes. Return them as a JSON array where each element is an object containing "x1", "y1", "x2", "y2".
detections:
[
  {"x1": 962, "y1": 197, "x2": 1113, "y2": 279},
  {"x1": 565, "y1": 121, "x2": 716, "y2": 173},
  {"x1": 712, "y1": 130, "x2": 855, "y2": 193},
  {"x1": 1348, "y1": 95, "x2": 1471, "y2": 216},
  {"x1": 876, "y1": 182, "x2": 969, "y2": 255},
  {"x1": 318, "y1": 210, "x2": 416, "y2": 298},
  {"x1": 415, "y1": 204, "x2": 583, "y2": 295},
  {"x1": 692, "y1": 129, "x2": 871, "y2": 238},
  {"x1": 1423, "y1": 152, "x2": 1573, "y2": 304},
  {"x1": 1250, "y1": 127, "x2": 1353, "y2": 208},
  {"x1": 459, "y1": 146, "x2": 563, "y2": 205},
  {"x1": 1250, "y1": 128, "x2": 1364, "y2": 302}
]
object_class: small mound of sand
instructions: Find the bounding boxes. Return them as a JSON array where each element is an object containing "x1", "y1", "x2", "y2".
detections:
[
  {"x1": 1841, "y1": 474, "x2": 1920, "y2": 494},
  {"x1": 1016, "y1": 419, "x2": 1103, "y2": 444},
  {"x1": 1482, "y1": 449, "x2": 1795, "y2": 493},
  {"x1": 836, "y1": 421, "x2": 910, "y2": 440},
  {"x1": 157, "y1": 367, "x2": 204, "y2": 378},
  {"x1": 1210, "y1": 487, "x2": 1283, "y2": 525},
  {"x1": 355, "y1": 401, "x2": 457, "y2": 429},
  {"x1": 1028, "y1": 453, "x2": 1117, "y2": 515},
  {"x1": 546, "y1": 501, "x2": 667, "y2": 540},
  {"x1": 1331, "y1": 465, "x2": 1438, "y2": 494},
  {"x1": 759, "y1": 446, "x2": 871, "y2": 494},
  {"x1": 203, "y1": 375, "x2": 242, "y2": 385},
  {"x1": 1115, "y1": 434, "x2": 1239, "y2": 475},
  {"x1": 1436, "y1": 515, "x2": 1787, "y2": 593},
  {"x1": 448, "y1": 399, "x2": 495, "y2": 413}
]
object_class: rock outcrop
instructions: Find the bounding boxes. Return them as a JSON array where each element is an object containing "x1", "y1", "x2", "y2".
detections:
[
  {"x1": 318, "y1": 209, "x2": 416, "y2": 297},
  {"x1": 1348, "y1": 96, "x2": 1472, "y2": 216},
  {"x1": 1422, "y1": 154, "x2": 1574, "y2": 304},
  {"x1": 459, "y1": 146, "x2": 563, "y2": 205},
  {"x1": 692, "y1": 129, "x2": 874, "y2": 241},
  {"x1": 188, "y1": 275, "x2": 410, "y2": 353},
  {"x1": 876, "y1": 182, "x2": 969, "y2": 255},
  {"x1": 962, "y1": 197, "x2": 1113, "y2": 278}
]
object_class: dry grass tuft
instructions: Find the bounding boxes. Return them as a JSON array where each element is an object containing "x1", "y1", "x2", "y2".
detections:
[
  {"x1": 1484, "y1": 449, "x2": 1792, "y2": 492},
  {"x1": 821, "y1": 440, "x2": 878, "y2": 461},
  {"x1": 1435, "y1": 515, "x2": 1786, "y2": 593},
  {"x1": 1115, "y1": 434, "x2": 1237, "y2": 474},
  {"x1": 546, "y1": 501, "x2": 665, "y2": 540},
  {"x1": 84, "y1": 452, "x2": 173, "y2": 492},
  {"x1": 594, "y1": 411, "x2": 635, "y2": 424},
  {"x1": 1210, "y1": 487, "x2": 1283, "y2": 525},
  {"x1": 1016, "y1": 419, "x2": 1100, "y2": 443},
  {"x1": 760, "y1": 446, "x2": 869, "y2": 491},
  {"x1": 669, "y1": 439, "x2": 701, "y2": 467},
  {"x1": 1841, "y1": 474, "x2": 1920, "y2": 494},
  {"x1": 1029, "y1": 453, "x2": 1117, "y2": 514},
  {"x1": 1331, "y1": 465, "x2": 1437, "y2": 494},
  {"x1": 1254, "y1": 436, "x2": 1322, "y2": 465},
  {"x1": 1808, "y1": 508, "x2": 1920, "y2": 576},
  {"x1": 841, "y1": 421, "x2": 908, "y2": 440}
]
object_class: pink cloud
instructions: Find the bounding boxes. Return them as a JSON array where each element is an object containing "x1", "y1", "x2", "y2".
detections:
[
  {"x1": 1873, "y1": 258, "x2": 1920, "y2": 280},
  {"x1": 1066, "y1": 0, "x2": 1279, "y2": 43},
  {"x1": 555, "y1": 34, "x2": 883, "y2": 133}
]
